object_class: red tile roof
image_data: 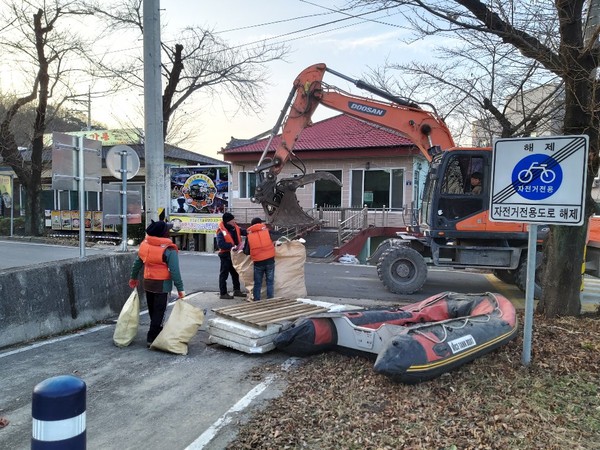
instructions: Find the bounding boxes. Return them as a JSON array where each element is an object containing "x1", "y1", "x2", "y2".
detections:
[{"x1": 222, "y1": 114, "x2": 414, "y2": 153}]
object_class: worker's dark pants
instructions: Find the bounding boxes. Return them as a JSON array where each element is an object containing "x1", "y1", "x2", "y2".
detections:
[
  {"x1": 146, "y1": 291, "x2": 168, "y2": 343},
  {"x1": 253, "y1": 260, "x2": 275, "y2": 301},
  {"x1": 219, "y1": 252, "x2": 240, "y2": 295}
]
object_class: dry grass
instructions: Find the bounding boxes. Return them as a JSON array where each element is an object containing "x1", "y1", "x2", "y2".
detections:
[{"x1": 229, "y1": 312, "x2": 600, "y2": 450}]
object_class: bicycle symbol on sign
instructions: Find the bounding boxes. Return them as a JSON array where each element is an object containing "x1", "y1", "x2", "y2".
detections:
[
  {"x1": 511, "y1": 154, "x2": 562, "y2": 201},
  {"x1": 517, "y1": 162, "x2": 556, "y2": 184}
]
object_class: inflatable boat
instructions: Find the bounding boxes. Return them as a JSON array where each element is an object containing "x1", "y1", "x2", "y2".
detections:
[{"x1": 274, "y1": 291, "x2": 517, "y2": 384}]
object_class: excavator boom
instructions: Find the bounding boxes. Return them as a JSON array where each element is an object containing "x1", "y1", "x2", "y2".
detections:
[{"x1": 252, "y1": 63, "x2": 456, "y2": 226}]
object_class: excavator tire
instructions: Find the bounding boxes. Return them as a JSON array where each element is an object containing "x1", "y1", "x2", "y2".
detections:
[
  {"x1": 367, "y1": 238, "x2": 404, "y2": 265},
  {"x1": 377, "y1": 246, "x2": 427, "y2": 295},
  {"x1": 514, "y1": 252, "x2": 544, "y2": 299},
  {"x1": 492, "y1": 269, "x2": 517, "y2": 285}
]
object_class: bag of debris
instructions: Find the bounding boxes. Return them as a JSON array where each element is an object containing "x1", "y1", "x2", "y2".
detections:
[
  {"x1": 231, "y1": 250, "x2": 253, "y2": 297},
  {"x1": 232, "y1": 239, "x2": 307, "y2": 300},
  {"x1": 274, "y1": 239, "x2": 307, "y2": 298},
  {"x1": 113, "y1": 288, "x2": 140, "y2": 347},
  {"x1": 150, "y1": 300, "x2": 204, "y2": 355}
]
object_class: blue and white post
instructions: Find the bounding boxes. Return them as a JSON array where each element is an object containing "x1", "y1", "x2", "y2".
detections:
[{"x1": 31, "y1": 375, "x2": 86, "y2": 449}]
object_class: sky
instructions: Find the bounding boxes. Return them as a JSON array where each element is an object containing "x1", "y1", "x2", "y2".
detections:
[
  {"x1": 0, "y1": 0, "x2": 435, "y2": 160},
  {"x1": 116, "y1": 0, "x2": 429, "y2": 160}
]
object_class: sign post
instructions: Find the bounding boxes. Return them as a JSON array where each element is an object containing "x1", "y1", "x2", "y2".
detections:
[
  {"x1": 490, "y1": 135, "x2": 588, "y2": 366},
  {"x1": 51, "y1": 133, "x2": 102, "y2": 258},
  {"x1": 105, "y1": 145, "x2": 141, "y2": 251}
]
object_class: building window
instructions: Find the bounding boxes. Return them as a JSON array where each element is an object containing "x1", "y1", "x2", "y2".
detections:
[
  {"x1": 239, "y1": 171, "x2": 257, "y2": 198},
  {"x1": 314, "y1": 170, "x2": 341, "y2": 207},
  {"x1": 351, "y1": 168, "x2": 404, "y2": 210}
]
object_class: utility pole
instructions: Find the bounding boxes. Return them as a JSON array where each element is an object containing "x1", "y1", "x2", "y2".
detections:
[
  {"x1": 87, "y1": 87, "x2": 91, "y2": 131},
  {"x1": 143, "y1": 0, "x2": 165, "y2": 225}
]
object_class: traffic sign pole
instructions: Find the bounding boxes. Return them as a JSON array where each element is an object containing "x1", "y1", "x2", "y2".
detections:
[
  {"x1": 491, "y1": 135, "x2": 589, "y2": 367},
  {"x1": 120, "y1": 150, "x2": 128, "y2": 252},
  {"x1": 521, "y1": 224, "x2": 537, "y2": 366}
]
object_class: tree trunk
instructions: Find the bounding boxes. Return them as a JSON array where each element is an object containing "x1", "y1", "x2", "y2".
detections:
[
  {"x1": 23, "y1": 8, "x2": 50, "y2": 237},
  {"x1": 24, "y1": 183, "x2": 43, "y2": 236},
  {"x1": 536, "y1": 225, "x2": 586, "y2": 316}
]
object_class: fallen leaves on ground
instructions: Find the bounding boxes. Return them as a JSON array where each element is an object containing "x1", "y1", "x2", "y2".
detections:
[{"x1": 228, "y1": 312, "x2": 600, "y2": 450}]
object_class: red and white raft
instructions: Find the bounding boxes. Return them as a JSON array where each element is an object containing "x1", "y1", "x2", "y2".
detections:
[{"x1": 274, "y1": 291, "x2": 518, "y2": 384}]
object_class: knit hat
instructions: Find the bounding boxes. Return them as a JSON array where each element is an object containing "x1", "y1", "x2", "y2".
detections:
[
  {"x1": 222, "y1": 212, "x2": 235, "y2": 223},
  {"x1": 145, "y1": 220, "x2": 172, "y2": 237},
  {"x1": 251, "y1": 217, "x2": 263, "y2": 225}
]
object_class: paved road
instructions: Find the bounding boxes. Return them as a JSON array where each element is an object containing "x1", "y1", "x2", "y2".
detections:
[
  {"x1": 0, "y1": 239, "x2": 112, "y2": 270},
  {"x1": 1, "y1": 239, "x2": 597, "y2": 306},
  {"x1": 0, "y1": 239, "x2": 497, "y2": 302}
]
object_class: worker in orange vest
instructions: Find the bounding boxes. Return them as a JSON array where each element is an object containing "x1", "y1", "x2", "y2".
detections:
[
  {"x1": 216, "y1": 212, "x2": 247, "y2": 299},
  {"x1": 129, "y1": 220, "x2": 185, "y2": 347},
  {"x1": 244, "y1": 217, "x2": 276, "y2": 301}
]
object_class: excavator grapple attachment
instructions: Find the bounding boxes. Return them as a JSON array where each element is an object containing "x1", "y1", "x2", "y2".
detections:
[{"x1": 254, "y1": 172, "x2": 342, "y2": 227}]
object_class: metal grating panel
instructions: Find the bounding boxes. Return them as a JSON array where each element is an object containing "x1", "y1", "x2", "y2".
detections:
[{"x1": 213, "y1": 298, "x2": 328, "y2": 329}]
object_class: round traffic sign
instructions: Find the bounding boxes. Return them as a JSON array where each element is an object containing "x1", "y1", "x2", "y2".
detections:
[
  {"x1": 511, "y1": 153, "x2": 562, "y2": 201},
  {"x1": 106, "y1": 145, "x2": 140, "y2": 180}
]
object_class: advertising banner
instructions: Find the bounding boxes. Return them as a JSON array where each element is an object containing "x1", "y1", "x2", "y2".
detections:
[
  {"x1": 51, "y1": 211, "x2": 61, "y2": 230},
  {"x1": 0, "y1": 175, "x2": 12, "y2": 209},
  {"x1": 170, "y1": 165, "x2": 229, "y2": 215},
  {"x1": 170, "y1": 215, "x2": 220, "y2": 234},
  {"x1": 49, "y1": 210, "x2": 112, "y2": 232}
]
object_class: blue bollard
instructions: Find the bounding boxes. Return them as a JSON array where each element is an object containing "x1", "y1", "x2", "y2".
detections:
[{"x1": 31, "y1": 375, "x2": 86, "y2": 450}]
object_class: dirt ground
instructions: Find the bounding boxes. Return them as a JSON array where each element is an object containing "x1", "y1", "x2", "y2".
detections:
[{"x1": 228, "y1": 311, "x2": 600, "y2": 450}]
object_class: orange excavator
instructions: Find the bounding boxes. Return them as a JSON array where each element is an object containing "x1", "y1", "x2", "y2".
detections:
[
  {"x1": 251, "y1": 63, "x2": 454, "y2": 225},
  {"x1": 252, "y1": 63, "x2": 600, "y2": 295}
]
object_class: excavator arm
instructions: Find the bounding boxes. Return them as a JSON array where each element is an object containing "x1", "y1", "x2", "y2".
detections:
[{"x1": 252, "y1": 63, "x2": 456, "y2": 226}]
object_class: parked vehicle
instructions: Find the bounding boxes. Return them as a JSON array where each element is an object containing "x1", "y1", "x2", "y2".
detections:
[{"x1": 252, "y1": 63, "x2": 600, "y2": 296}]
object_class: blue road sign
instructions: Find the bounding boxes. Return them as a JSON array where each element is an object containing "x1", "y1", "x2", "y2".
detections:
[{"x1": 490, "y1": 135, "x2": 588, "y2": 226}]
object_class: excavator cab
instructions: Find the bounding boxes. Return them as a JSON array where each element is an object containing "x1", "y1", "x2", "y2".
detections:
[{"x1": 421, "y1": 150, "x2": 489, "y2": 236}]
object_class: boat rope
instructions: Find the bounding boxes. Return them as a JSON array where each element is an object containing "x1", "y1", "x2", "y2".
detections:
[
  {"x1": 411, "y1": 313, "x2": 492, "y2": 344},
  {"x1": 398, "y1": 292, "x2": 507, "y2": 344}
]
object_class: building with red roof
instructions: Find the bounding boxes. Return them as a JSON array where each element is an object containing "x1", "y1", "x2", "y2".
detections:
[{"x1": 220, "y1": 114, "x2": 429, "y2": 227}]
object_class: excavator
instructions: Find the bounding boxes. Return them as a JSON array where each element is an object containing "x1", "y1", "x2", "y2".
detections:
[{"x1": 251, "y1": 63, "x2": 600, "y2": 295}]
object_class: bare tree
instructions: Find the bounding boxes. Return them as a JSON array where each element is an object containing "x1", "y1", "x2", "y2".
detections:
[
  {"x1": 0, "y1": 1, "x2": 100, "y2": 235},
  {"x1": 366, "y1": 25, "x2": 564, "y2": 145},
  {"x1": 354, "y1": 0, "x2": 600, "y2": 317},
  {"x1": 85, "y1": 0, "x2": 288, "y2": 143},
  {"x1": 0, "y1": 94, "x2": 93, "y2": 147}
]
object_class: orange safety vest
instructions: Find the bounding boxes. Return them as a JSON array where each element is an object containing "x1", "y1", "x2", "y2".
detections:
[
  {"x1": 247, "y1": 223, "x2": 276, "y2": 262},
  {"x1": 138, "y1": 235, "x2": 178, "y2": 280},
  {"x1": 217, "y1": 221, "x2": 242, "y2": 253}
]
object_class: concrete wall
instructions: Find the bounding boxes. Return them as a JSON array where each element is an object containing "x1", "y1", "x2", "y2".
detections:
[{"x1": 0, "y1": 253, "x2": 139, "y2": 349}]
